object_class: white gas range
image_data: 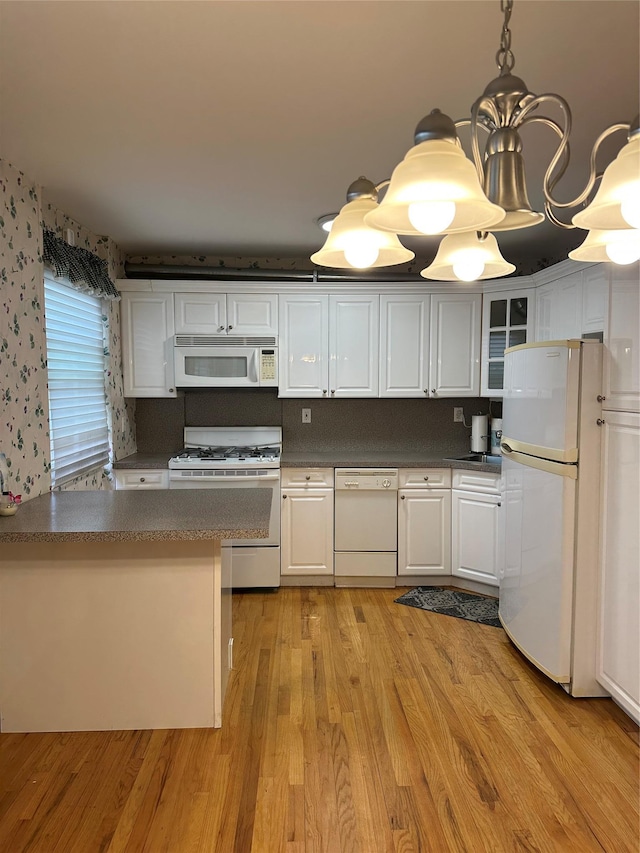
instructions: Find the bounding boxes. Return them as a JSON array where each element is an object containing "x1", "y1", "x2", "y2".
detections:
[{"x1": 169, "y1": 427, "x2": 282, "y2": 588}]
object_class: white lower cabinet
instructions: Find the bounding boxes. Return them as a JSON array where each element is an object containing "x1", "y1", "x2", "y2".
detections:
[
  {"x1": 114, "y1": 469, "x2": 169, "y2": 489},
  {"x1": 280, "y1": 468, "x2": 334, "y2": 577},
  {"x1": 597, "y1": 410, "x2": 640, "y2": 723},
  {"x1": 451, "y1": 471, "x2": 502, "y2": 588},
  {"x1": 398, "y1": 469, "x2": 451, "y2": 577}
]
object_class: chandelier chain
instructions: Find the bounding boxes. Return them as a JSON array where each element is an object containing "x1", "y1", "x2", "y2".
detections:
[{"x1": 496, "y1": 0, "x2": 515, "y2": 73}]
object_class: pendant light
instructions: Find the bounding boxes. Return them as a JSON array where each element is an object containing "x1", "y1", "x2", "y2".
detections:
[
  {"x1": 421, "y1": 231, "x2": 515, "y2": 281},
  {"x1": 310, "y1": 177, "x2": 414, "y2": 269}
]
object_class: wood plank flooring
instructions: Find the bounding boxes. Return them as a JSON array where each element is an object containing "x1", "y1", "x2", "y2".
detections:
[{"x1": 0, "y1": 586, "x2": 637, "y2": 852}]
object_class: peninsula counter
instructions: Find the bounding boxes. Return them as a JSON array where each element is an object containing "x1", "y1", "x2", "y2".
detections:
[{"x1": 0, "y1": 489, "x2": 271, "y2": 733}]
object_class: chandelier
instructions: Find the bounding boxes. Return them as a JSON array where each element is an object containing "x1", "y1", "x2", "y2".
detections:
[{"x1": 310, "y1": 0, "x2": 640, "y2": 281}]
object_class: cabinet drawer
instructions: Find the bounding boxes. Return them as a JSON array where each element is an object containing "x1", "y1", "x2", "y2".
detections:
[
  {"x1": 281, "y1": 467, "x2": 334, "y2": 488},
  {"x1": 114, "y1": 469, "x2": 169, "y2": 489},
  {"x1": 399, "y1": 468, "x2": 451, "y2": 489},
  {"x1": 452, "y1": 470, "x2": 501, "y2": 494}
]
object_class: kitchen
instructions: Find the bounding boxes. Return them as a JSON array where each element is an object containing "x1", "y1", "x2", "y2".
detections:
[{"x1": 1, "y1": 1, "x2": 639, "y2": 851}]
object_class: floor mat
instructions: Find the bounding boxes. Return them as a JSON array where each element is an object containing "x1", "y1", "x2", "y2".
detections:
[{"x1": 394, "y1": 587, "x2": 502, "y2": 628}]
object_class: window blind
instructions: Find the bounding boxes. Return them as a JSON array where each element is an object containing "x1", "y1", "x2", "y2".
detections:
[{"x1": 44, "y1": 271, "x2": 110, "y2": 487}]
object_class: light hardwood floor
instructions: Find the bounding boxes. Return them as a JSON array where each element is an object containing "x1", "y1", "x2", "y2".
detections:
[{"x1": 0, "y1": 587, "x2": 637, "y2": 852}]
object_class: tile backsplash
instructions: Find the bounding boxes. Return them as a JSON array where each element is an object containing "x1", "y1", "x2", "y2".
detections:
[{"x1": 135, "y1": 390, "x2": 495, "y2": 455}]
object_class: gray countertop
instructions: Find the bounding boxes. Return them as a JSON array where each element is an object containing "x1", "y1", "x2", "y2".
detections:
[
  {"x1": 113, "y1": 451, "x2": 501, "y2": 474},
  {"x1": 0, "y1": 489, "x2": 272, "y2": 543}
]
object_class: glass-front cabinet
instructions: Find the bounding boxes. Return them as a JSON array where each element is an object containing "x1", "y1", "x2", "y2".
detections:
[{"x1": 480, "y1": 288, "x2": 536, "y2": 397}]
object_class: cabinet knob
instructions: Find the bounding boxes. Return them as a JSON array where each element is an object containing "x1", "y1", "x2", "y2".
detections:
[
  {"x1": 596, "y1": 418, "x2": 606, "y2": 426},
  {"x1": 228, "y1": 325, "x2": 233, "y2": 331},
  {"x1": 423, "y1": 389, "x2": 428, "y2": 395},
  {"x1": 218, "y1": 325, "x2": 225, "y2": 332},
  {"x1": 423, "y1": 476, "x2": 429, "y2": 481},
  {"x1": 282, "y1": 494, "x2": 287, "y2": 499},
  {"x1": 305, "y1": 475, "x2": 311, "y2": 481},
  {"x1": 168, "y1": 388, "x2": 174, "y2": 393},
  {"x1": 331, "y1": 390, "x2": 335, "y2": 395},
  {"x1": 597, "y1": 395, "x2": 606, "y2": 402},
  {"x1": 322, "y1": 389, "x2": 327, "y2": 395},
  {"x1": 139, "y1": 477, "x2": 146, "y2": 483},
  {"x1": 431, "y1": 389, "x2": 436, "y2": 395},
  {"x1": 497, "y1": 502, "x2": 501, "y2": 507},
  {"x1": 400, "y1": 494, "x2": 405, "y2": 500}
]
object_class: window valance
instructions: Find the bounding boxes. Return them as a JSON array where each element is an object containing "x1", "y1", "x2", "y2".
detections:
[{"x1": 42, "y1": 228, "x2": 120, "y2": 301}]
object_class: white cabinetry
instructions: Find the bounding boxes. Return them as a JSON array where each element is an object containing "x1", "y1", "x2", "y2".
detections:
[
  {"x1": 120, "y1": 293, "x2": 176, "y2": 397},
  {"x1": 379, "y1": 295, "x2": 430, "y2": 397},
  {"x1": 535, "y1": 263, "x2": 609, "y2": 342},
  {"x1": 114, "y1": 469, "x2": 169, "y2": 489},
  {"x1": 278, "y1": 294, "x2": 379, "y2": 397},
  {"x1": 451, "y1": 470, "x2": 502, "y2": 588},
  {"x1": 603, "y1": 262, "x2": 640, "y2": 412},
  {"x1": 597, "y1": 411, "x2": 640, "y2": 723},
  {"x1": 398, "y1": 469, "x2": 451, "y2": 577},
  {"x1": 480, "y1": 288, "x2": 535, "y2": 397},
  {"x1": 174, "y1": 292, "x2": 278, "y2": 336},
  {"x1": 280, "y1": 468, "x2": 334, "y2": 578},
  {"x1": 429, "y1": 294, "x2": 481, "y2": 397}
]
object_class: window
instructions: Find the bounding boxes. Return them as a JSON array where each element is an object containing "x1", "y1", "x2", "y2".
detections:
[{"x1": 44, "y1": 270, "x2": 110, "y2": 487}]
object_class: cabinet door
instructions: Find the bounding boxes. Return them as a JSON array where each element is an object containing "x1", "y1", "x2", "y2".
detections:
[
  {"x1": 451, "y1": 489, "x2": 501, "y2": 587},
  {"x1": 329, "y1": 295, "x2": 379, "y2": 397},
  {"x1": 553, "y1": 271, "x2": 582, "y2": 339},
  {"x1": 278, "y1": 295, "x2": 329, "y2": 397},
  {"x1": 174, "y1": 293, "x2": 226, "y2": 334},
  {"x1": 535, "y1": 283, "x2": 554, "y2": 342},
  {"x1": 598, "y1": 410, "x2": 640, "y2": 722},
  {"x1": 281, "y1": 488, "x2": 334, "y2": 576},
  {"x1": 398, "y1": 489, "x2": 451, "y2": 576},
  {"x1": 603, "y1": 262, "x2": 640, "y2": 412},
  {"x1": 481, "y1": 289, "x2": 535, "y2": 397},
  {"x1": 429, "y1": 294, "x2": 481, "y2": 396},
  {"x1": 379, "y1": 295, "x2": 430, "y2": 398},
  {"x1": 227, "y1": 294, "x2": 278, "y2": 335},
  {"x1": 121, "y1": 293, "x2": 176, "y2": 397},
  {"x1": 581, "y1": 265, "x2": 609, "y2": 336}
]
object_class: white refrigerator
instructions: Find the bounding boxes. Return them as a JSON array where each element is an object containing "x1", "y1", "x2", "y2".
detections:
[{"x1": 500, "y1": 339, "x2": 609, "y2": 697}]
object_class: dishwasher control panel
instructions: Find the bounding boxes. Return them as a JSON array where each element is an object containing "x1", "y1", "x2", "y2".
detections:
[{"x1": 334, "y1": 469, "x2": 399, "y2": 490}]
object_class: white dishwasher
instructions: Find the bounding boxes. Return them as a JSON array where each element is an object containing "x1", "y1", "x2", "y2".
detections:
[{"x1": 334, "y1": 468, "x2": 398, "y2": 587}]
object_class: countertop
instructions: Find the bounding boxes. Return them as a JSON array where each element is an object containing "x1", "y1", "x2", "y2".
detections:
[
  {"x1": 0, "y1": 489, "x2": 272, "y2": 543},
  {"x1": 113, "y1": 451, "x2": 501, "y2": 474}
]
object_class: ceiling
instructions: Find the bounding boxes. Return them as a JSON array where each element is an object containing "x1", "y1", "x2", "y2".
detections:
[{"x1": 1, "y1": 0, "x2": 638, "y2": 273}]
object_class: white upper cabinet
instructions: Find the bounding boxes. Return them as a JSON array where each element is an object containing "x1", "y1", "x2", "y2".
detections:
[
  {"x1": 278, "y1": 294, "x2": 329, "y2": 397},
  {"x1": 603, "y1": 262, "x2": 640, "y2": 412},
  {"x1": 379, "y1": 295, "x2": 430, "y2": 398},
  {"x1": 121, "y1": 292, "x2": 177, "y2": 397},
  {"x1": 480, "y1": 288, "x2": 535, "y2": 397},
  {"x1": 278, "y1": 294, "x2": 379, "y2": 398},
  {"x1": 329, "y1": 295, "x2": 379, "y2": 397},
  {"x1": 428, "y1": 293, "x2": 481, "y2": 397},
  {"x1": 581, "y1": 265, "x2": 609, "y2": 336},
  {"x1": 534, "y1": 263, "x2": 609, "y2": 343},
  {"x1": 174, "y1": 292, "x2": 278, "y2": 336}
]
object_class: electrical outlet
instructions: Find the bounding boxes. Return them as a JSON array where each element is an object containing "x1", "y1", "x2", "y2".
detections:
[
  {"x1": 453, "y1": 407, "x2": 464, "y2": 423},
  {"x1": 302, "y1": 408, "x2": 312, "y2": 424}
]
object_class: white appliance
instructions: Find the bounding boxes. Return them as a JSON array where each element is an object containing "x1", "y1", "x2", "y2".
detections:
[
  {"x1": 168, "y1": 426, "x2": 281, "y2": 588},
  {"x1": 500, "y1": 339, "x2": 608, "y2": 697},
  {"x1": 173, "y1": 335, "x2": 278, "y2": 388},
  {"x1": 334, "y1": 469, "x2": 398, "y2": 587}
]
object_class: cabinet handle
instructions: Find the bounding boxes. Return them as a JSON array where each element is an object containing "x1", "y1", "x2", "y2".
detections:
[
  {"x1": 597, "y1": 395, "x2": 606, "y2": 402},
  {"x1": 400, "y1": 494, "x2": 405, "y2": 500},
  {"x1": 228, "y1": 325, "x2": 233, "y2": 331},
  {"x1": 596, "y1": 418, "x2": 606, "y2": 426}
]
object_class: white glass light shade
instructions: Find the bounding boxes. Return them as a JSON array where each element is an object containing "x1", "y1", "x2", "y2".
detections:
[
  {"x1": 572, "y1": 135, "x2": 640, "y2": 230},
  {"x1": 421, "y1": 231, "x2": 515, "y2": 281},
  {"x1": 364, "y1": 140, "x2": 505, "y2": 236},
  {"x1": 310, "y1": 197, "x2": 414, "y2": 269},
  {"x1": 569, "y1": 228, "x2": 640, "y2": 264}
]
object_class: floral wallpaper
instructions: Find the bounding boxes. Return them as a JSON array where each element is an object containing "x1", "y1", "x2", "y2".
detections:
[{"x1": 0, "y1": 158, "x2": 136, "y2": 500}]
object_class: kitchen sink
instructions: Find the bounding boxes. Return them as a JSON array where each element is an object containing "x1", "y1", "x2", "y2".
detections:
[{"x1": 445, "y1": 453, "x2": 502, "y2": 465}]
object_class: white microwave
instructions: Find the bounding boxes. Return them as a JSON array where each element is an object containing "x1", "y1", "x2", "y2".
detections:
[{"x1": 173, "y1": 335, "x2": 278, "y2": 388}]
